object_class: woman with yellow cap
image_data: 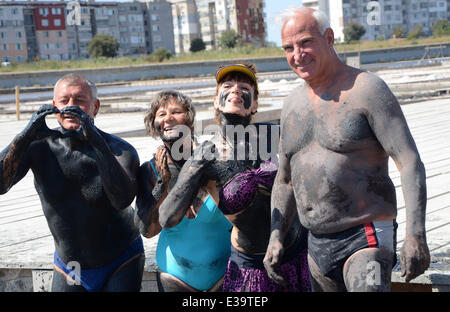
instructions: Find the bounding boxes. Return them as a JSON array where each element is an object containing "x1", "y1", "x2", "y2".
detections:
[{"x1": 159, "y1": 64, "x2": 310, "y2": 292}]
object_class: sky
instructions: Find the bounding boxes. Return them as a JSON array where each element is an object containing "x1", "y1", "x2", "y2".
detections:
[{"x1": 265, "y1": 0, "x2": 302, "y2": 46}]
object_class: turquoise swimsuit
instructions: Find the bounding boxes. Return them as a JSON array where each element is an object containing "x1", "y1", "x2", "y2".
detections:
[{"x1": 150, "y1": 162, "x2": 232, "y2": 291}]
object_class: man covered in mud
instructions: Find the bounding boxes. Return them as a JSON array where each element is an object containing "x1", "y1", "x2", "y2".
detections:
[
  {"x1": 263, "y1": 7, "x2": 430, "y2": 291},
  {"x1": 0, "y1": 74, "x2": 144, "y2": 292}
]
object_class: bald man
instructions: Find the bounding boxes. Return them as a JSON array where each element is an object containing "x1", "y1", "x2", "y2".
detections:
[
  {"x1": 0, "y1": 74, "x2": 144, "y2": 292},
  {"x1": 263, "y1": 8, "x2": 430, "y2": 291}
]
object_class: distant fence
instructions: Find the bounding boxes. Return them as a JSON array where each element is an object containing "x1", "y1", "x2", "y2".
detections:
[{"x1": 1, "y1": 42, "x2": 449, "y2": 88}]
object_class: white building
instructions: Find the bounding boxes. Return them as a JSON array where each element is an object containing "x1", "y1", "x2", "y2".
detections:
[
  {"x1": 303, "y1": 0, "x2": 450, "y2": 42},
  {"x1": 169, "y1": 0, "x2": 201, "y2": 54},
  {"x1": 168, "y1": 0, "x2": 265, "y2": 53}
]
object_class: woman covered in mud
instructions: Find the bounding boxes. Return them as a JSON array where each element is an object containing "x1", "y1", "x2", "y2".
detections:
[
  {"x1": 134, "y1": 90, "x2": 232, "y2": 292},
  {"x1": 158, "y1": 64, "x2": 311, "y2": 292}
]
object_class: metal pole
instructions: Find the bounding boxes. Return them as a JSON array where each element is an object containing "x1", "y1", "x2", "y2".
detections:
[{"x1": 15, "y1": 86, "x2": 20, "y2": 120}]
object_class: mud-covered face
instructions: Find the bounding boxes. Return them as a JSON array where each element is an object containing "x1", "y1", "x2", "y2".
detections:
[
  {"x1": 154, "y1": 98, "x2": 189, "y2": 143},
  {"x1": 52, "y1": 81, "x2": 99, "y2": 131},
  {"x1": 214, "y1": 79, "x2": 258, "y2": 117}
]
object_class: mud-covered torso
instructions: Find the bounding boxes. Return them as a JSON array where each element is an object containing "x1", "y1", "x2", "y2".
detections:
[
  {"x1": 28, "y1": 130, "x2": 138, "y2": 267},
  {"x1": 282, "y1": 73, "x2": 397, "y2": 234},
  {"x1": 201, "y1": 126, "x2": 300, "y2": 254}
]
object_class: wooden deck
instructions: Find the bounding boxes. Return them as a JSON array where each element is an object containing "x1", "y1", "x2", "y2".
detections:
[{"x1": 0, "y1": 96, "x2": 449, "y2": 291}]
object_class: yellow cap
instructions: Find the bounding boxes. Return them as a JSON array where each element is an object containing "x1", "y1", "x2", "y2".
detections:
[{"x1": 215, "y1": 64, "x2": 258, "y2": 93}]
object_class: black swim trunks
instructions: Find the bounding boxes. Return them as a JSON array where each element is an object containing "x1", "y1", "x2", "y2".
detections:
[{"x1": 308, "y1": 220, "x2": 398, "y2": 283}]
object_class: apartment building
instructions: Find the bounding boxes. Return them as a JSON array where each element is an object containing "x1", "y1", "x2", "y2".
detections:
[
  {"x1": 0, "y1": 4, "x2": 28, "y2": 63},
  {"x1": 66, "y1": 3, "x2": 94, "y2": 59},
  {"x1": 34, "y1": 3, "x2": 69, "y2": 60},
  {"x1": 169, "y1": 0, "x2": 201, "y2": 54},
  {"x1": 174, "y1": 0, "x2": 265, "y2": 52},
  {"x1": 234, "y1": 0, "x2": 265, "y2": 46},
  {"x1": 142, "y1": 0, "x2": 175, "y2": 53},
  {"x1": 0, "y1": 0, "x2": 174, "y2": 61},
  {"x1": 304, "y1": 0, "x2": 450, "y2": 42}
]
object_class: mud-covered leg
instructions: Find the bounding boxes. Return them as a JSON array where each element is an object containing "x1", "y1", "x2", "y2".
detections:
[
  {"x1": 343, "y1": 248, "x2": 393, "y2": 292},
  {"x1": 156, "y1": 271, "x2": 198, "y2": 292},
  {"x1": 307, "y1": 254, "x2": 346, "y2": 292},
  {"x1": 102, "y1": 254, "x2": 145, "y2": 292},
  {"x1": 51, "y1": 269, "x2": 87, "y2": 292}
]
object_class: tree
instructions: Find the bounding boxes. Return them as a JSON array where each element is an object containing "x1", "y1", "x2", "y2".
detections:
[
  {"x1": 190, "y1": 38, "x2": 206, "y2": 52},
  {"x1": 219, "y1": 30, "x2": 240, "y2": 49},
  {"x1": 407, "y1": 25, "x2": 423, "y2": 40},
  {"x1": 343, "y1": 22, "x2": 366, "y2": 43},
  {"x1": 152, "y1": 47, "x2": 172, "y2": 62},
  {"x1": 392, "y1": 26, "x2": 406, "y2": 38},
  {"x1": 87, "y1": 34, "x2": 119, "y2": 58},
  {"x1": 432, "y1": 19, "x2": 450, "y2": 37}
]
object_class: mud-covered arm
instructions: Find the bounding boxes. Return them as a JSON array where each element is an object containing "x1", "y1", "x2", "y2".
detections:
[
  {"x1": 263, "y1": 110, "x2": 298, "y2": 285},
  {"x1": 365, "y1": 75, "x2": 429, "y2": 282},
  {"x1": 135, "y1": 147, "x2": 179, "y2": 238},
  {"x1": 263, "y1": 150, "x2": 298, "y2": 286},
  {"x1": 0, "y1": 104, "x2": 59, "y2": 194},
  {"x1": 61, "y1": 106, "x2": 139, "y2": 210},
  {"x1": 158, "y1": 141, "x2": 215, "y2": 228}
]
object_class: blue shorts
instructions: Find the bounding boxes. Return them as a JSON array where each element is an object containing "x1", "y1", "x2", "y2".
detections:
[{"x1": 54, "y1": 236, "x2": 144, "y2": 292}]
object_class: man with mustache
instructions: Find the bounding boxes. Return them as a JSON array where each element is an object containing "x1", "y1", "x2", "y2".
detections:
[
  {"x1": 263, "y1": 7, "x2": 430, "y2": 291},
  {"x1": 0, "y1": 73, "x2": 144, "y2": 292}
]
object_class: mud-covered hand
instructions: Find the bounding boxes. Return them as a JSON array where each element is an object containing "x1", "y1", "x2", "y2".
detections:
[
  {"x1": 155, "y1": 146, "x2": 171, "y2": 186},
  {"x1": 190, "y1": 140, "x2": 217, "y2": 167},
  {"x1": 263, "y1": 237, "x2": 287, "y2": 287},
  {"x1": 152, "y1": 146, "x2": 171, "y2": 201},
  {"x1": 26, "y1": 104, "x2": 61, "y2": 140},
  {"x1": 400, "y1": 234, "x2": 430, "y2": 283},
  {"x1": 60, "y1": 106, "x2": 97, "y2": 138}
]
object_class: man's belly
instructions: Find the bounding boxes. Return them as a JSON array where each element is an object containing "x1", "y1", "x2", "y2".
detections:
[{"x1": 290, "y1": 149, "x2": 397, "y2": 234}]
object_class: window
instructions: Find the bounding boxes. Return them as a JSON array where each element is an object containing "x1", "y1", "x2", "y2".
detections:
[
  {"x1": 153, "y1": 35, "x2": 162, "y2": 42},
  {"x1": 39, "y1": 8, "x2": 49, "y2": 16},
  {"x1": 16, "y1": 55, "x2": 23, "y2": 62},
  {"x1": 2, "y1": 44, "x2": 9, "y2": 50},
  {"x1": 52, "y1": 8, "x2": 62, "y2": 15},
  {"x1": 43, "y1": 31, "x2": 49, "y2": 38},
  {"x1": 152, "y1": 25, "x2": 159, "y2": 31},
  {"x1": 0, "y1": 32, "x2": 5, "y2": 39},
  {"x1": 17, "y1": 31, "x2": 22, "y2": 38},
  {"x1": 57, "y1": 31, "x2": 62, "y2": 37},
  {"x1": 54, "y1": 19, "x2": 61, "y2": 26},
  {"x1": 16, "y1": 43, "x2": 23, "y2": 50},
  {"x1": 42, "y1": 19, "x2": 49, "y2": 27}
]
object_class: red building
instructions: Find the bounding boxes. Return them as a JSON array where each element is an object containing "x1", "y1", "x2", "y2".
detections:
[
  {"x1": 34, "y1": 4, "x2": 66, "y2": 31},
  {"x1": 33, "y1": 4, "x2": 69, "y2": 60},
  {"x1": 235, "y1": 0, "x2": 265, "y2": 46}
]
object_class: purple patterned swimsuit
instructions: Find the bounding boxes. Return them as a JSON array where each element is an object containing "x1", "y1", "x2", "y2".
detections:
[{"x1": 219, "y1": 158, "x2": 311, "y2": 292}]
